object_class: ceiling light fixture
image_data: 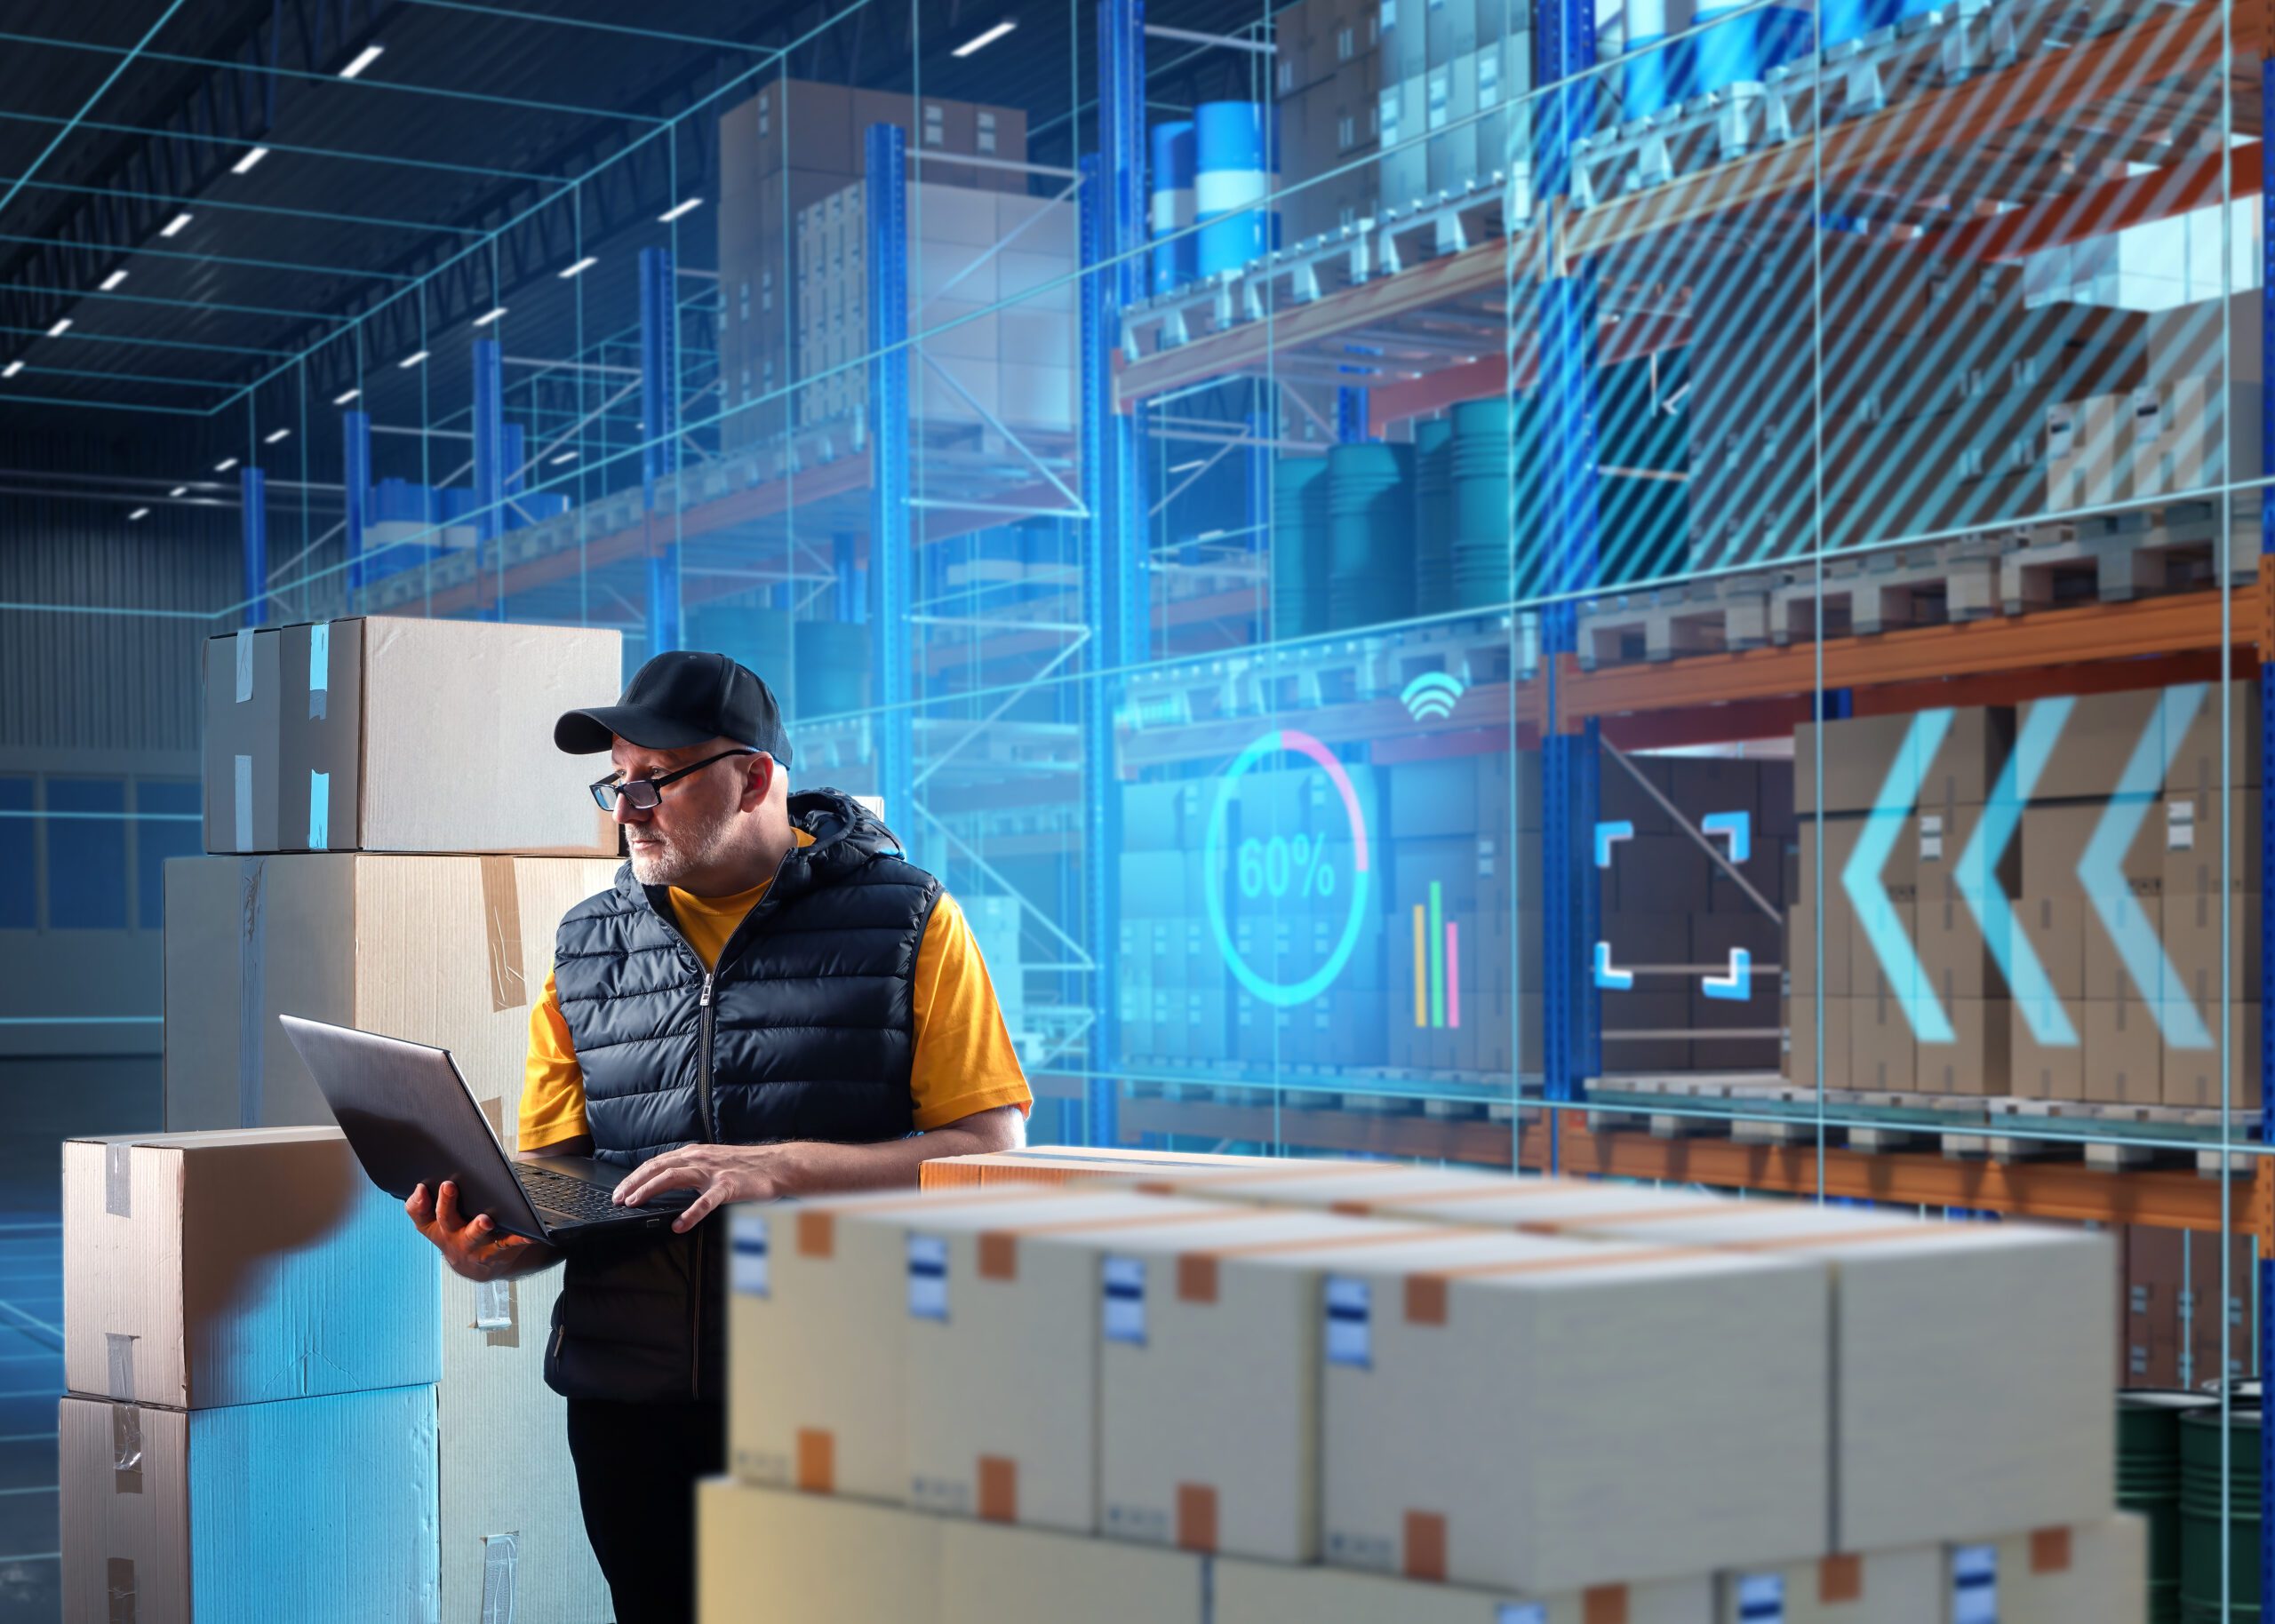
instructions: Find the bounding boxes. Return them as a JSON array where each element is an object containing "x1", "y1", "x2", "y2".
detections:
[
  {"x1": 559, "y1": 256, "x2": 598, "y2": 279},
  {"x1": 170, "y1": 486, "x2": 188, "y2": 498},
  {"x1": 47, "y1": 318, "x2": 71, "y2": 337},
  {"x1": 129, "y1": 508, "x2": 149, "y2": 521},
  {"x1": 473, "y1": 306, "x2": 508, "y2": 327},
  {"x1": 398, "y1": 349, "x2": 429, "y2": 369},
  {"x1": 339, "y1": 44, "x2": 385, "y2": 80},
  {"x1": 160, "y1": 212, "x2": 193, "y2": 237},
  {"x1": 1168, "y1": 458, "x2": 1206, "y2": 473},
  {"x1": 265, "y1": 428, "x2": 291, "y2": 444},
  {"x1": 232, "y1": 147, "x2": 271, "y2": 175},
  {"x1": 658, "y1": 198, "x2": 703, "y2": 223},
  {"x1": 333, "y1": 387, "x2": 360, "y2": 405},
  {"x1": 1, "y1": 362, "x2": 21, "y2": 378},
  {"x1": 550, "y1": 451, "x2": 579, "y2": 465},
  {"x1": 215, "y1": 458, "x2": 238, "y2": 473},
  {"x1": 99, "y1": 270, "x2": 128, "y2": 291},
  {"x1": 953, "y1": 20, "x2": 1018, "y2": 55}
]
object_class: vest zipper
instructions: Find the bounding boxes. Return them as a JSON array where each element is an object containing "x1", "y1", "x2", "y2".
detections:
[{"x1": 697, "y1": 972, "x2": 717, "y2": 1142}]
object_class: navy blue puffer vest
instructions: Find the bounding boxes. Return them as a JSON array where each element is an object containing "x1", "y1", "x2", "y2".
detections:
[{"x1": 542, "y1": 788, "x2": 939, "y2": 1402}]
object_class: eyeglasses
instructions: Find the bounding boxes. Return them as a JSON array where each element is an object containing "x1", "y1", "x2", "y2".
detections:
[{"x1": 588, "y1": 748, "x2": 756, "y2": 812}]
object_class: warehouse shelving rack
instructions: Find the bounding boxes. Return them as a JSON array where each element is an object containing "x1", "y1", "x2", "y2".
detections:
[{"x1": 1082, "y1": 0, "x2": 2275, "y2": 1599}]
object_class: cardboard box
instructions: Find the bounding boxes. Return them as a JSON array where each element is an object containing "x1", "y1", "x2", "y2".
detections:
[
  {"x1": 2010, "y1": 995, "x2": 2086, "y2": 1100},
  {"x1": 1306, "y1": 1231, "x2": 1826, "y2": 1592},
  {"x1": 438, "y1": 1262, "x2": 611, "y2": 1623},
  {"x1": 2018, "y1": 681, "x2": 2255, "y2": 803},
  {"x1": 2021, "y1": 801, "x2": 2161, "y2": 904},
  {"x1": 902, "y1": 1192, "x2": 1261, "y2": 1531},
  {"x1": 696, "y1": 1477, "x2": 941, "y2": 1624},
  {"x1": 1912, "y1": 805, "x2": 2018, "y2": 999},
  {"x1": 726, "y1": 1186, "x2": 1181, "y2": 1502},
  {"x1": 2163, "y1": 888, "x2": 2258, "y2": 1009},
  {"x1": 1915, "y1": 996, "x2": 2010, "y2": 1096},
  {"x1": 2084, "y1": 890, "x2": 2164, "y2": 1005},
  {"x1": 2186, "y1": 1230, "x2": 2255, "y2": 1388},
  {"x1": 2160, "y1": 999, "x2": 2259, "y2": 1111},
  {"x1": 203, "y1": 617, "x2": 619, "y2": 856},
  {"x1": 1966, "y1": 1514, "x2": 2147, "y2": 1624},
  {"x1": 2016, "y1": 893, "x2": 2087, "y2": 1003},
  {"x1": 1850, "y1": 991, "x2": 1917, "y2": 1095},
  {"x1": 1213, "y1": 1558, "x2": 1714, "y2": 1623},
  {"x1": 62, "y1": 1128, "x2": 438, "y2": 1409},
  {"x1": 1794, "y1": 707, "x2": 2011, "y2": 816},
  {"x1": 918, "y1": 1146, "x2": 1269, "y2": 1192},
  {"x1": 2084, "y1": 997, "x2": 2162, "y2": 1104},
  {"x1": 2163, "y1": 785, "x2": 2263, "y2": 896},
  {"x1": 2124, "y1": 1227, "x2": 2183, "y2": 1389},
  {"x1": 1713, "y1": 1546, "x2": 1943, "y2": 1624},
  {"x1": 60, "y1": 1386, "x2": 442, "y2": 1624},
  {"x1": 162, "y1": 853, "x2": 619, "y2": 1132},
  {"x1": 1095, "y1": 1211, "x2": 1455, "y2": 1561},
  {"x1": 938, "y1": 1489, "x2": 1209, "y2": 1624},
  {"x1": 1553, "y1": 1205, "x2": 2111, "y2": 1552},
  {"x1": 1784, "y1": 992, "x2": 1852, "y2": 1091}
]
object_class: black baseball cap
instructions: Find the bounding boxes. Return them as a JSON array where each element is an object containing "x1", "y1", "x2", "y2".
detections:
[{"x1": 555, "y1": 649, "x2": 793, "y2": 765}]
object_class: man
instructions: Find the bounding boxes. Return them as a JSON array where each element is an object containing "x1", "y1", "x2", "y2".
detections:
[{"x1": 403, "y1": 649, "x2": 1029, "y2": 1623}]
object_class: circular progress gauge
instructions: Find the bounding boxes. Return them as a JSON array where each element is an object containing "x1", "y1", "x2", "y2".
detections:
[{"x1": 1201, "y1": 728, "x2": 1374, "y2": 1007}]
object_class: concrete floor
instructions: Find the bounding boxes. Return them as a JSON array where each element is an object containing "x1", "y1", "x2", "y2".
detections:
[{"x1": 0, "y1": 1055, "x2": 160, "y2": 1623}]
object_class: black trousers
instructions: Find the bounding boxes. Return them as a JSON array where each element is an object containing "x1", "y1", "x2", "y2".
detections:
[{"x1": 565, "y1": 1397, "x2": 725, "y2": 1624}]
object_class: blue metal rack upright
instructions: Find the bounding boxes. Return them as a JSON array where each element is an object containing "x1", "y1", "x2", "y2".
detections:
[
  {"x1": 1533, "y1": 0, "x2": 1603, "y2": 1166},
  {"x1": 1077, "y1": 0, "x2": 1153, "y2": 1149},
  {"x1": 639, "y1": 244, "x2": 683, "y2": 656},
  {"x1": 866, "y1": 121, "x2": 916, "y2": 827},
  {"x1": 240, "y1": 464, "x2": 268, "y2": 627},
  {"x1": 2259, "y1": 50, "x2": 2273, "y2": 1604},
  {"x1": 472, "y1": 337, "x2": 507, "y2": 621}
]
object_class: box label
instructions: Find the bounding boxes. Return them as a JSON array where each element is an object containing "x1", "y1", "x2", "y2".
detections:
[
  {"x1": 1102, "y1": 1255, "x2": 1145, "y2": 1345},
  {"x1": 1736, "y1": 1572, "x2": 1785, "y2": 1621},
  {"x1": 730, "y1": 1213, "x2": 770, "y2": 1297},
  {"x1": 907, "y1": 1233, "x2": 948, "y2": 1320},
  {"x1": 1325, "y1": 1275, "x2": 1371, "y2": 1368},
  {"x1": 1952, "y1": 1544, "x2": 1997, "y2": 1624},
  {"x1": 1496, "y1": 1608, "x2": 1546, "y2": 1624}
]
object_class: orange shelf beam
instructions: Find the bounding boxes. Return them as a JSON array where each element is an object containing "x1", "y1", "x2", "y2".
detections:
[{"x1": 1556, "y1": 581, "x2": 2263, "y2": 727}]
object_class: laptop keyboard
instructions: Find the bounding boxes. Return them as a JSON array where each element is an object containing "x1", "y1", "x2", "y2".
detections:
[{"x1": 517, "y1": 1165, "x2": 671, "y2": 1223}]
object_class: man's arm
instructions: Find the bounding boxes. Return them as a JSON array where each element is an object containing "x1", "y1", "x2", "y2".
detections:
[
  {"x1": 406, "y1": 1179, "x2": 563, "y2": 1284},
  {"x1": 607, "y1": 1103, "x2": 1027, "y2": 1232}
]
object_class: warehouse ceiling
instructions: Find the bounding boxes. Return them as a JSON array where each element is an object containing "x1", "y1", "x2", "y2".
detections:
[{"x1": 0, "y1": 0, "x2": 1277, "y2": 485}]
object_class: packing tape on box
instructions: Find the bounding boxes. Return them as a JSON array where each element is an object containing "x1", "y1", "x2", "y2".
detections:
[
  {"x1": 232, "y1": 755, "x2": 253, "y2": 853},
  {"x1": 107, "y1": 1556, "x2": 135, "y2": 1624},
  {"x1": 234, "y1": 626, "x2": 255, "y2": 704},
  {"x1": 480, "y1": 856, "x2": 526, "y2": 1013},
  {"x1": 103, "y1": 1142, "x2": 132, "y2": 1218},
  {"x1": 307, "y1": 621, "x2": 329, "y2": 720},
  {"x1": 308, "y1": 770, "x2": 329, "y2": 851},
  {"x1": 110, "y1": 1401, "x2": 142, "y2": 1493},
  {"x1": 237, "y1": 858, "x2": 266, "y2": 1126},
  {"x1": 481, "y1": 1532, "x2": 519, "y2": 1624},
  {"x1": 106, "y1": 1333, "x2": 136, "y2": 1402},
  {"x1": 475, "y1": 1278, "x2": 515, "y2": 1333}
]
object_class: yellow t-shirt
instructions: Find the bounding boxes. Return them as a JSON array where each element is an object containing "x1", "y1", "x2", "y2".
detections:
[{"x1": 519, "y1": 830, "x2": 1032, "y2": 1149}]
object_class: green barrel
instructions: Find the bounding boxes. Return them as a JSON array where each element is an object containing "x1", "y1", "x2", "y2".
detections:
[
  {"x1": 1413, "y1": 418, "x2": 1455, "y2": 617},
  {"x1": 1449, "y1": 396, "x2": 1511, "y2": 609},
  {"x1": 2126, "y1": 1391, "x2": 2216, "y2": 1624},
  {"x1": 1326, "y1": 441, "x2": 1414, "y2": 631},
  {"x1": 1270, "y1": 455, "x2": 1330, "y2": 640},
  {"x1": 2180, "y1": 1404, "x2": 2262, "y2": 1623}
]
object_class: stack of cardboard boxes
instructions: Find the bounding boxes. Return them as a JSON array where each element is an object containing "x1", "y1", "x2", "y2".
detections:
[
  {"x1": 716, "y1": 81, "x2": 1027, "y2": 451},
  {"x1": 1271, "y1": 0, "x2": 1530, "y2": 243},
  {"x1": 150, "y1": 615, "x2": 627, "y2": 1620},
  {"x1": 60, "y1": 1129, "x2": 443, "y2": 1620},
  {"x1": 1787, "y1": 683, "x2": 2258, "y2": 1108},
  {"x1": 793, "y1": 179, "x2": 1076, "y2": 436},
  {"x1": 698, "y1": 1158, "x2": 2143, "y2": 1622}
]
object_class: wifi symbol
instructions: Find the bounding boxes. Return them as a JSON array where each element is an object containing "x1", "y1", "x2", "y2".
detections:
[{"x1": 1400, "y1": 672, "x2": 1466, "y2": 723}]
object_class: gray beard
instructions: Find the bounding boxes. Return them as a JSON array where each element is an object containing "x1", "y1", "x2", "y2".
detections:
[{"x1": 627, "y1": 815, "x2": 738, "y2": 888}]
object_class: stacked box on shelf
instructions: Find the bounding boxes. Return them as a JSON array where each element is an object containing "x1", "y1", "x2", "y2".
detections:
[
  {"x1": 60, "y1": 1130, "x2": 444, "y2": 1621},
  {"x1": 2046, "y1": 378, "x2": 2263, "y2": 516},
  {"x1": 2125, "y1": 1225, "x2": 2256, "y2": 1390},
  {"x1": 1376, "y1": 0, "x2": 1531, "y2": 209},
  {"x1": 1793, "y1": 708, "x2": 2013, "y2": 1095},
  {"x1": 800, "y1": 181, "x2": 1078, "y2": 436},
  {"x1": 2010, "y1": 681, "x2": 2259, "y2": 1108},
  {"x1": 716, "y1": 82, "x2": 1028, "y2": 451},
  {"x1": 171, "y1": 615, "x2": 627, "y2": 1620}
]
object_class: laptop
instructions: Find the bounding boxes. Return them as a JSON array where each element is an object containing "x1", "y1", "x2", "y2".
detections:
[{"x1": 279, "y1": 1013, "x2": 694, "y2": 1243}]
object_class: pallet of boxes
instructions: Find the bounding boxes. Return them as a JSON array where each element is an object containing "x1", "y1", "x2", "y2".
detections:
[
  {"x1": 699, "y1": 1145, "x2": 2144, "y2": 1622},
  {"x1": 76, "y1": 615, "x2": 627, "y2": 1621},
  {"x1": 1788, "y1": 681, "x2": 2256, "y2": 1113}
]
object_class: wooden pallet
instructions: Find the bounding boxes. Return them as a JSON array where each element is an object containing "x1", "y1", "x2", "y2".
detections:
[{"x1": 2000, "y1": 505, "x2": 2253, "y2": 612}]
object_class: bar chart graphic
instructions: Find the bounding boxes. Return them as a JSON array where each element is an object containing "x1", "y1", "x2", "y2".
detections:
[{"x1": 1410, "y1": 880, "x2": 1460, "y2": 1029}]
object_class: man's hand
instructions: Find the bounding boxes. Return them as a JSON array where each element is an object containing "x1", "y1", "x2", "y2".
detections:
[
  {"x1": 406, "y1": 1179, "x2": 553, "y2": 1282},
  {"x1": 611, "y1": 1144, "x2": 807, "y2": 1233}
]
